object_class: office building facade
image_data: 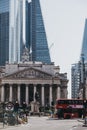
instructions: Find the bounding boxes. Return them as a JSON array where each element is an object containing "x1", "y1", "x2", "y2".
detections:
[
  {"x1": 0, "y1": 0, "x2": 24, "y2": 65},
  {"x1": 81, "y1": 19, "x2": 87, "y2": 61},
  {"x1": 9, "y1": 0, "x2": 23, "y2": 63},
  {"x1": 26, "y1": 0, "x2": 51, "y2": 64},
  {"x1": 0, "y1": 0, "x2": 9, "y2": 66},
  {"x1": 71, "y1": 63, "x2": 80, "y2": 98},
  {"x1": 79, "y1": 19, "x2": 87, "y2": 98}
]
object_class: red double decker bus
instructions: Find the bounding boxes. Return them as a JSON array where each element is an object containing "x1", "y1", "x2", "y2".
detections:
[{"x1": 55, "y1": 99, "x2": 84, "y2": 119}]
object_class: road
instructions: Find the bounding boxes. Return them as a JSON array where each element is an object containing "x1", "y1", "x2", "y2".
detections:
[{"x1": 0, "y1": 116, "x2": 87, "y2": 130}]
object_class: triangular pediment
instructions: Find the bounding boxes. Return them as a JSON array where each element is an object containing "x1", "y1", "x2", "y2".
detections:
[{"x1": 4, "y1": 67, "x2": 52, "y2": 79}]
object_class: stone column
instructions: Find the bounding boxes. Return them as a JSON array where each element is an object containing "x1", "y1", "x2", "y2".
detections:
[
  {"x1": 26, "y1": 84, "x2": 29, "y2": 105},
  {"x1": 49, "y1": 85, "x2": 52, "y2": 106},
  {"x1": 64, "y1": 87, "x2": 68, "y2": 98},
  {"x1": 18, "y1": 84, "x2": 20, "y2": 104},
  {"x1": 1, "y1": 85, "x2": 4, "y2": 102},
  {"x1": 34, "y1": 85, "x2": 36, "y2": 102},
  {"x1": 41, "y1": 85, "x2": 44, "y2": 106},
  {"x1": 57, "y1": 85, "x2": 60, "y2": 99},
  {"x1": 9, "y1": 84, "x2": 12, "y2": 101}
]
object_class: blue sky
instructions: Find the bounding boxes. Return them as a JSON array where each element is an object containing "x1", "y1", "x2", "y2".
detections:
[{"x1": 40, "y1": 0, "x2": 87, "y2": 98}]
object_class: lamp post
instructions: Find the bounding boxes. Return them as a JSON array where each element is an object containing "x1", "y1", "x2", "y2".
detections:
[
  {"x1": 80, "y1": 54, "x2": 87, "y2": 127},
  {"x1": 81, "y1": 55, "x2": 86, "y2": 100},
  {"x1": 81, "y1": 55, "x2": 85, "y2": 112}
]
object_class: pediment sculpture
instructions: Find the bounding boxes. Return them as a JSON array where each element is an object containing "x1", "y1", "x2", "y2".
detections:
[{"x1": 5, "y1": 67, "x2": 52, "y2": 79}]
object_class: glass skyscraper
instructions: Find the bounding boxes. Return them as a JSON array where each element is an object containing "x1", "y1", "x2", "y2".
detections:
[
  {"x1": 0, "y1": 0, "x2": 51, "y2": 65},
  {"x1": 0, "y1": 0, "x2": 9, "y2": 66},
  {"x1": 71, "y1": 19, "x2": 87, "y2": 98},
  {"x1": 9, "y1": 0, "x2": 23, "y2": 63},
  {"x1": 81, "y1": 19, "x2": 87, "y2": 61},
  {"x1": 26, "y1": 0, "x2": 51, "y2": 64}
]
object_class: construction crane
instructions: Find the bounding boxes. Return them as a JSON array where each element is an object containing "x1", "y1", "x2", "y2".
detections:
[{"x1": 49, "y1": 43, "x2": 54, "y2": 50}]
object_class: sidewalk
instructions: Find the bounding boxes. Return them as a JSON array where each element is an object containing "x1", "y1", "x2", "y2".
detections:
[
  {"x1": 73, "y1": 126, "x2": 87, "y2": 130},
  {"x1": 74, "y1": 119, "x2": 87, "y2": 130},
  {"x1": 48, "y1": 118, "x2": 87, "y2": 130}
]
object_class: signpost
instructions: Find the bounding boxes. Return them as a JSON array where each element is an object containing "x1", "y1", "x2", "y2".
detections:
[
  {"x1": 5, "y1": 102, "x2": 14, "y2": 111},
  {"x1": 5, "y1": 102, "x2": 16, "y2": 126}
]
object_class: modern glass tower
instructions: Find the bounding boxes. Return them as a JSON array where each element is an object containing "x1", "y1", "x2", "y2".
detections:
[
  {"x1": 26, "y1": 0, "x2": 51, "y2": 64},
  {"x1": 0, "y1": 0, "x2": 9, "y2": 66},
  {"x1": 26, "y1": 0, "x2": 31, "y2": 50},
  {"x1": 9, "y1": 0, "x2": 23, "y2": 63},
  {"x1": 81, "y1": 19, "x2": 87, "y2": 61},
  {"x1": 80, "y1": 19, "x2": 87, "y2": 90},
  {"x1": 71, "y1": 19, "x2": 87, "y2": 99}
]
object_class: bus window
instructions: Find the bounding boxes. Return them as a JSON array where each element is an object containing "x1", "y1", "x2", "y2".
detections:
[{"x1": 58, "y1": 100, "x2": 65, "y2": 104}]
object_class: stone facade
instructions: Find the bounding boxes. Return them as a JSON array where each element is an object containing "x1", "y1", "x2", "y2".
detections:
[{"x1": 0, "y1": 62, "x2": 68, "y2": 106}]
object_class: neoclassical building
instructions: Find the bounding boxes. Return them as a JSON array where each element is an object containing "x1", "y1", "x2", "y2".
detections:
[{"x1": 0, "y1": 48, "x2": 68, "y2": 106}]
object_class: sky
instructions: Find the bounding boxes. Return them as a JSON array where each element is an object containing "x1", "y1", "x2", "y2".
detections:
[{"x1": 40, "y1": 0, "x2": 87, "y2": 98}]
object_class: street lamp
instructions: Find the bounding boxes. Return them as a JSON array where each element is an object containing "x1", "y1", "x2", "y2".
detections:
[{"x1": 80, "y1": 54, "x2": 87, "y2": 127}]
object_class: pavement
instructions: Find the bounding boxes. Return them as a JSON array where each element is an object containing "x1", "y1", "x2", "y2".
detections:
[
  {"x1": 0, "y1": 117, "x2": 87, "y2": 130},
  {"x1": 48, "y1": 117, "x2": 87, "y2": 130},
  {"x1": 72, "y1": 119, "x2": 87, "y2": 130},
  {"x1": 72, "y1": 126, "x2": 87, "y2": 130}
]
